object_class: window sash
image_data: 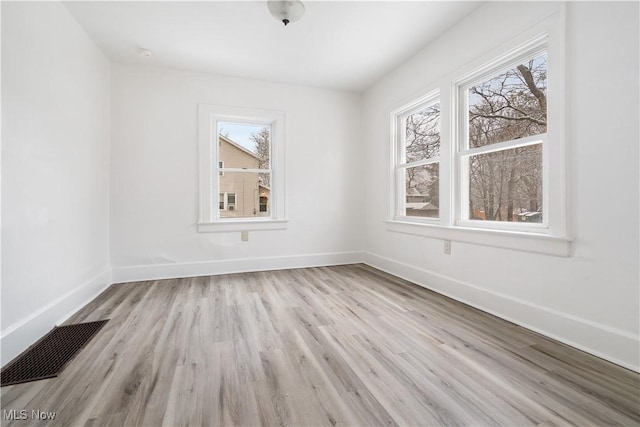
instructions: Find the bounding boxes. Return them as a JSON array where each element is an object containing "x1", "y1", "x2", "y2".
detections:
[
  {"x1": 396, "y1": 161, "x2": 440, "y2": 220},
  {"x1": 458, "y1": 140, "x2": 546, "y2": 228},
  {"x1": 213, "y1": 171, "x2": 272, "y2": 219},
  {"x1": 459, "y1": 133, "x2": 546, "y2": 158}
]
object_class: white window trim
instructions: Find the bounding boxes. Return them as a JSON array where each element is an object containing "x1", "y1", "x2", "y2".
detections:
[
  {"x1": 388, "y1": 10, "x2": 570, "y2": 256},
  {"x1": 198, "y1": 104, "x2": 287, "y2": 232},
  {"x1": 385, "y1": 220, "x2": 571, "y2": 257}
]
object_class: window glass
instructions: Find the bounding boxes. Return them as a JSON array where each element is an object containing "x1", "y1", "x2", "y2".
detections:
[
  {"x1": 405, "y1": 164, "x2": 439, "y2": 218},
  {"x1": 468, "y1": 53, "x2": 547, "y2": 148},
  {"x1": 468, "y1": 144, "x2": 542, "y2": 222},
  {"x1": 199, "y1": 104, "x2": 284, "y2": 229},
  {"x1": 405, "y1": 103, "x2": 440, "y2": 162},
  {"x1": 218, "y1": 173, "x2": 270, "y2": 218},
  {"x1": 217, "y1": 122, "x2": 270, "y2": 169}
]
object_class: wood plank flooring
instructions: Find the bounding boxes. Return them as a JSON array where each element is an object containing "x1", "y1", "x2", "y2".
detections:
[{"x1": 2, "y1": 264, "x2": 639, "y2": 426}]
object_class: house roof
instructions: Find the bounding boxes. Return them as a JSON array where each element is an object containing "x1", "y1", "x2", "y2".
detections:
[
  {"x1": 406, "y1": 202, "x2": 438, "y2": 210},
  {"x1": 219, "y1": 134, "x2": 260, "y2": 160}
]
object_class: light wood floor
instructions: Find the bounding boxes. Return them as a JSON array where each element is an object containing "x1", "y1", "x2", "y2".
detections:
[{"x1": 2, "y1": 264, "x2": 639, "y2": 426}]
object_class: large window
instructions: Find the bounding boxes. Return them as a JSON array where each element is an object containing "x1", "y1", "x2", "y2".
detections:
[
  {"x1": 389, "y1": 31, "x2": 568, "y2": 255},
  {"x1": 198, "y1": 105, "x2": 286, "y2": 232},
  {"x1": 459, "y1": 49, "x2": 547, "y2": 228}
]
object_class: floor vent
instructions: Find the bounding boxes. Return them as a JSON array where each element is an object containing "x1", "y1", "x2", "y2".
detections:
[{"x1": 1, "y1": 320, "x2": 108, "y2": 387}]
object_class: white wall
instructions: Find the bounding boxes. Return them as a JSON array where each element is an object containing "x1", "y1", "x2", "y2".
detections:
[
  {"x1": 110, "y1": 64, "x2": 363, "y2": 282},
  {"x1": 1, "y1": 2, "x2": 111, "y2": 365},
  {"x1": 362, "y1": 1, "x2": 639, "y2": 370},
  {"x1": 2, "y1": 0, "x2": 636, "y2": 373}
]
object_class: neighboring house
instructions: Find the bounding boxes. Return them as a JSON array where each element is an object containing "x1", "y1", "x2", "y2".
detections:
[
  {"x1": 218, "y1": 135, "x2": 270, "y2": 218},
  {"x1": 406, "y1": 187, "x2": 427, "y2": 203},
  {"x1": 405, "y1": 187, "x2": 438, "y2": 217},
  {"x1": 406, "y1": 202, "x2": 438, "y2": 217}
]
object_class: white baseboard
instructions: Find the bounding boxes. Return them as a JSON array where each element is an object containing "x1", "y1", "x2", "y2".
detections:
[
  {"x1": 363, "y1": 252, "x2": 640, "y2": 373},
  {"x1": 1, "y1": 268, "x2": 112, "y2": 367},
  {"x1": 111, "y1": 251, "x2": 364, "y2": 284},
  {"x1": 4, "y1": 253, "x2": 637, "y2": 374}
]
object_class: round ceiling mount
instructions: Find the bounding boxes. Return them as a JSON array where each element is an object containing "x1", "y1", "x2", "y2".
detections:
[
  {"x1": 267, "y1": 0, "x2": 305, "y2": 26},
  {"x1": 138, "y1": 48, "x2": 152, "y2": 58}
]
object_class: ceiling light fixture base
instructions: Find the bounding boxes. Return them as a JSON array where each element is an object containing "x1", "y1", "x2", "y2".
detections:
[{"x1": 267, "y1": 0, "x2": 305, "y2": 26}]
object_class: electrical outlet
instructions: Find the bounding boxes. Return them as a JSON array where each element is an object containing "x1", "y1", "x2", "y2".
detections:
[
  {"x1": 241, "y1": 231, "x2": 249, "y2": 242},
  {"x1": 444, "y1": 240, "x2": 451, "y2": 254}
]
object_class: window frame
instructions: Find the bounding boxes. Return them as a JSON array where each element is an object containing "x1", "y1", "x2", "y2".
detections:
[
  {"x1": 390, "y1": 90, "x2": 441, "y2": 224},
  {"x1": 198, "y1": 104, "x2": 287, "y2": 232},
  {"x1": 454, "y1": 40, "x2": 550, "y2": 234},
  {"x1": 387, "y1": 14, "x2": 570, "y2": 256}
]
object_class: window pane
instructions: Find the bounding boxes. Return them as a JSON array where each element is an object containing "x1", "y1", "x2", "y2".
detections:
[
  {"x1": 219, "y1": 171, "x2": 271, "y2": 218},
  {"x1": 219, "y1": 193, "x2": 224, "y2": 210},
  {"x1": 468, "y1": 53, "x2": 547, "y2": 148},
  {"x1": 218, "y1": 122, "x2": 270, "y2": 169},
  {"x1": 405, "y1": 103, "x2": 440, "y2": 163},
  {"x1": 405, "y1": 163, "x2": 439, "y2": 218},
  {"x1": 468, "y1": 144, "x2": 542, "y2": 222}
]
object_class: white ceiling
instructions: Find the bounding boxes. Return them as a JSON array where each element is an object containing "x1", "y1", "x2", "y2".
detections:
[{"x1": 64, "y1": 1, "x2": 483, "y2": 92}]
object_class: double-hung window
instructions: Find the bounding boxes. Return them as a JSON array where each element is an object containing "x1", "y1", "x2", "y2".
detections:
[
  {"x1": 389, "y1": 29, "x2": 568, "y2": 256},
  {"x1": 392, "y1": 92, "x2": 441, "y2": 220},
  {"x1": 198, "y1": 104, "x2": 287, "y2": 232},
  {"x1": 457, "y1": 46, "x2": 548, "y2": 230}
]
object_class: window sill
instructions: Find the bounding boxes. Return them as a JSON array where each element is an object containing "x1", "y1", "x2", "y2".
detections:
[
  {"x1": 385, "y1": 220, "x2": 571, "y2": 257},
  {"x1": 198, "y1": 219, "x2": 288, "y2": 233}
]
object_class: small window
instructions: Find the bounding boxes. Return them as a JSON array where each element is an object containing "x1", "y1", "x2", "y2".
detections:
[
  {"x1": 259, "y1": 194, "x2": 268, "y2": 213},
  {"x1": 392, "y1": 93, "x2": 440, "y2": 220},
  {"x1": 198, "y1": 104, "x2": 286, "y2": 232},
  {"x1": 226, "y1": 192, "x2": 236, "y2": 214}
]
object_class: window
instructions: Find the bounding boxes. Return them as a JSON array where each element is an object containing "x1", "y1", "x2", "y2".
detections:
[
  {"x1": 217, "y1": 121, "x2": 269, "y2": 219},
  {"x1": 198, "y1": 104, "x2": 287, "y2": 232},
  {"x1": 259, "y1": 194, "x2": 268, "y2": 213},
  {"x1": 389, "y1": 29, "x2": 569, "y2": 256},
  {"x1": 459, "y1": 49, "x2": 547, "y2": 228},
  {"x1": 392, "y1": 92, "x2": 440, "y2": 220},
  {"x1": 218, "y1": 192, "x2": 237, "y2": 212}
]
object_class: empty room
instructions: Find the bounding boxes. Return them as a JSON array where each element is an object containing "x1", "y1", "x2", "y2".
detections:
[{"x1": 1, "y1": 0, "x2": 639, "y2": 425}]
